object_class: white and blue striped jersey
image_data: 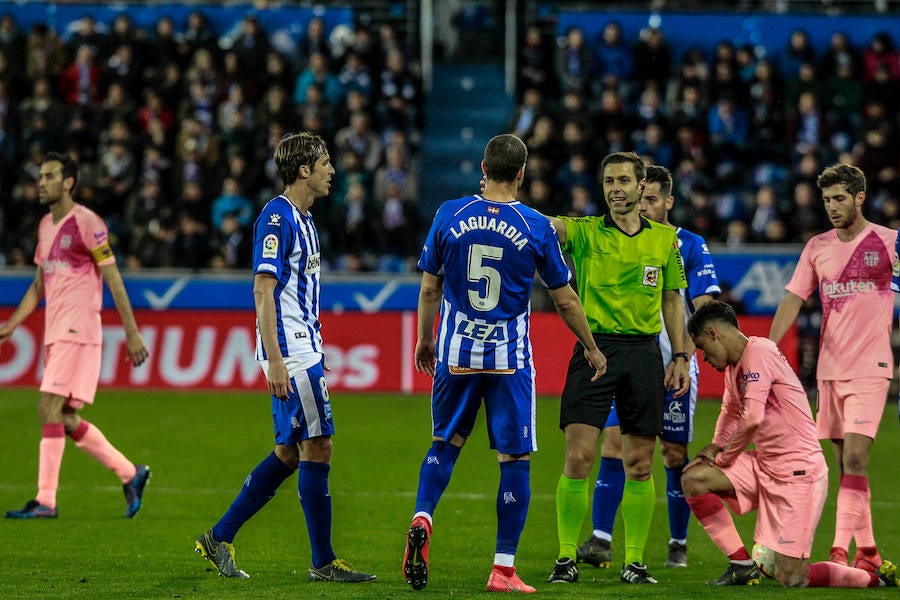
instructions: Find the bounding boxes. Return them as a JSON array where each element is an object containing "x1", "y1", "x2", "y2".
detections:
[
  {"x1": 658, "y1": 227, "x2": 721, "y2": 364},
  {"x1": 252, "y1": 195, "x2": 323, "y2": 363},
  {"x1": 418, "y1": 194, "x2": 571, "y2": 370}
]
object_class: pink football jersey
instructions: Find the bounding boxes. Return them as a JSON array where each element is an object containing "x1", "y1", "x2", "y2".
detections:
[
  {"x1": 34, "y1": 204, "x2": 116, "y2": 345},
  {"x1": 785, "y1": 223, "x2": 895, "y2": 380},
  {"x1": 713, "y1": 337, "x2": 826, "y2": 482}
]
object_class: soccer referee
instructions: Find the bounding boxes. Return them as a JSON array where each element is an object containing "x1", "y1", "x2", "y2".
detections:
[{"x1": 546, "y1": 151, "x2": 689, "y2": 586}]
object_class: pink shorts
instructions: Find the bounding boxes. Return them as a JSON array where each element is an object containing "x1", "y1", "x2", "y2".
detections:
[
  {"x1": 817, "y1": 378, "x2": 889, "y2": 440},
  {"x1": 720, "y1": 451, "x2": 827, "y2": 559},
  {"x1": 40, "y1": 342, "x2": 102, "y2": 409}
]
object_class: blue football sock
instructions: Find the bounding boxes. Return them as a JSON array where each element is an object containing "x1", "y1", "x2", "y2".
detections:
[
  {"x1": 298, "y1": 460, "x2": 336, "y2": 569},
  {"x1": 593, "y1": 457, "x2": 625, "y2": 536},
  {"x1": 666, "y1": 461, "x2": 690, "y2": 541},
  {"x1": 496, "y1": 460, "x2": 531, "y2": 555},
  {"x1": 414, "y1": 441, "x2": 461, "y2": 516},
  {"x1": 213, "y1": 451, "x2": 295, "y2": 543}
]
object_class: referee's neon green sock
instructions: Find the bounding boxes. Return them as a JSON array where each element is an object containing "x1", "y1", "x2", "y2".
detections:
[
  {"x1": 622, "y1": 478, "x2": 655, "y2": 565},
  {"x1": 556, "y1": 474, "x2": 589, "y2": 560}
]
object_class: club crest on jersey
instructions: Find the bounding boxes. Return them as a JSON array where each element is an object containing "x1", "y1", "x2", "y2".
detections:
[
  {"x1": 262, "y1": 234, "x2": 278, "y2": 258},
  {"x1": 642, "y1": 265, "x2": 659, "y2": 287},
  {"x1": 864, "y1": 251, "x2": 879, "y2": 267},
  {"x1": 60, "y1": 235, "x2": 71, "y2": 249}
]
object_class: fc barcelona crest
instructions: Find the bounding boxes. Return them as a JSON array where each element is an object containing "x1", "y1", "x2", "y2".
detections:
[{"x1": 864, "y1": 251, "x2": 879, "y2": 267}]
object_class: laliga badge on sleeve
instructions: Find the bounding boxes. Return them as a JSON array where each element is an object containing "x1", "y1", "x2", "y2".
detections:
[{"x1": 262, "y1": 234, "x2": 278, "y2": 259}]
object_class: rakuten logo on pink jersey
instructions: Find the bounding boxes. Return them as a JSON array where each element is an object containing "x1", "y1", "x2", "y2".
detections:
[{"x1": 821, "y1": 280, "x2": 877, "y2": 298}]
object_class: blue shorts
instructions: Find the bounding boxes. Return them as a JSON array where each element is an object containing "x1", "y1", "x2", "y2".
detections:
[
  {"x1": 272, "y1": 360, "x2": 335, "y2": 445},
  {"x1": 431, "y1": 361, "x2": 537, "y2": 455},
  {"x1": 604, "y1": 381, "x2": 697, "y2": 444}
]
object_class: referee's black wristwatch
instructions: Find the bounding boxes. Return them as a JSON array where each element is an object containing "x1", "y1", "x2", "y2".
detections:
[{"x1": 672, "y1": 352, "x2": 690, "y2": 362}]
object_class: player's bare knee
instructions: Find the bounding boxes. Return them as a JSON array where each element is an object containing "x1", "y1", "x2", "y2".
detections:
[
  {"x1": 599, "y1": 437, "x2": 622, "y2": 459},
  {"x1": 61, "y1": 411, "x2": 80, "y2": 434},
  {"x1": 680, "y1": 466, "x2": 710, "y2": 497},
  {"x1": 274, "y1": 444, "x2": 300, "y2": 469},
  {"x1": 623, "y1": 457, "x2": 653, "y2": 480},
  {"x1": 660, "y1": 441, "x2": 688, "y2": 468},
  {"x1": 564, "y1": 446, "x2": 595, "y2": 479},
  {"x1": 37, "y1": 394, "x2": 66, "y2": 423},
  {"x1": 300, "y1": 436, "x2": 332, "y2": 464}
]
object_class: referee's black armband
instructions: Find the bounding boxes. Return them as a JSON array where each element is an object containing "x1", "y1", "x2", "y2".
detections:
[{"x1": 672, "y1": 352, "x2": 689, "y2": 362}]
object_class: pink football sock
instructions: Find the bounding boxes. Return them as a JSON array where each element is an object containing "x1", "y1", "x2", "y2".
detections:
[
  {"x1": 70, "y1": 420, "x2": 137, "y2": 483},
  {"x1": 832, "y1": 474, "x2": 867, "y2": 551},
  {"x1": 36, "y1": 423, "x2": 66, "y2": 508},
  {"x1": 853, "y1": 482, "x2": 877, "y2": 549},
  {"x1": 808, "y1": 561, "x2": 879, "y2": 588},
  {"x1": 686, "y1": 493, "x2": 746, "y2": 558}
]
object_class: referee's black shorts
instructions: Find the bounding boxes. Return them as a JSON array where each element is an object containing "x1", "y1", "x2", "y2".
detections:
[{"x1": 560, "y1": 333, "x2": 665, "y2": 436}]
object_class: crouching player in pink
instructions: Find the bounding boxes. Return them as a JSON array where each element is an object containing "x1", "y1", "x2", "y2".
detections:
[{"x1": 681, "y1": 301, "x2": 897, "y2": 588}]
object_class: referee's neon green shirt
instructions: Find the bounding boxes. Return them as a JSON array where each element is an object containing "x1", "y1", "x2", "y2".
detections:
[{"x1": 560, "y1": 215, "x2": 687, "y2": 336}]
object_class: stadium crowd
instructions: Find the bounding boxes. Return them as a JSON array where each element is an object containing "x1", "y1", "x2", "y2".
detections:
[
  {"x1": 512, "y1": 19, "x2": 900, "y2": 245},
  {"x1": 2, "y1": 9, "x2": 900, "y2": 272},
  {"x1": 0, "y1": 10, "x2": 424, "y2": 272}
]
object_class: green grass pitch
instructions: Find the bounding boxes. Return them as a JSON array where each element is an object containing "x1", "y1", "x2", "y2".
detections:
[{"x1": 1, "y1": 389, "x2": 899, "y2": 599}]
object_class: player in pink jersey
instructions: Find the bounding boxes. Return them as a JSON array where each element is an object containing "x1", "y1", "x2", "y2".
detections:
[
  {"x1": 682, "y1": 301, "x2": 898, "y2": 589},
  {"x1": 0, "y1": 152, "x2": 151, "y2": 519},
  {"x1": 769, "y1": 164, "x2": 894, "y2": 571}
]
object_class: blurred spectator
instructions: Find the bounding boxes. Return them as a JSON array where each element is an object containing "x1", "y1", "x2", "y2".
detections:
[
  {"x1": 555, "y1": 26, "x2": 592, "y2": 97},
  {"x1": 338, "y1": 51, "x2": 373, "y2": 101},
  {"x1": 376, "y1": 48, "x2": 422, "y2": 134},
  {"x1": 508, "y1": 87, "x2": 546, "y2": 138},
  {"x1": 594, "y1": 22, "x2": 633, "y2": 98},
  {"x1": 172, "y1": 211, "x2": 210, "y2": 270},
  {"x1": 781, "y1": 29, "x2": 816, "y2": 81},
  {"x1": 224, "y1": 15, "x2": 269, "y2": 77},
  {"x1": 25, "y1": 23, "x2": 65, "y2": 80},
  {"x1": 297, "y1": 16, "x2": 328, "y2": 69},
  {"x1": 181, "y1": 11, "x2": 216, "y2": 63},
  {"x1": 0, "y1": 13, "x2": 26, "y2": 63},
  {"x1": 749, "y1": 184, "x2": 782, "y2": 241},
  {"x1": 787, "y1": 90, "x2": 825, "y2": 156},
  {"x1": 212, "y1": 212, "x2": 252, "y2": 269},
  {"x1": 518, "y1": 24, "x2": 555, "y2": 96},
  {"x1": 374, "y1": 144, "x2": 418, "y2": 205},
  {"x1": 331, "y1": 180, "x2": 377, "y2": 258},
  {"x1": 818, "y1": 31, "x2": 862, "y2": 80},
  {"x1": 862, "y1": 31, "x2": 900, "y2": 81},
  {"x1": 294, "y1": 51, "x2": 342, "y2": 106},
  {"x1": 335, "y1": 111, "x2": 382, "y2": 172},
  {"x1": 632, "y1": 27, "x2": 671, "y2": 93},
  {"x1": 59, "y1": 44, "x2": 101, "y2": 106},
  {"x1": 211, "y1": 176, "x2": 254, "y2": 229}
]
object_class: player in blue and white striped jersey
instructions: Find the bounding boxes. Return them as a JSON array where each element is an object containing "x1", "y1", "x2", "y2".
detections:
[
  {"x1": 578, "y1": 165, "x2": 721, "y2": 571},
  {"x1": 402, "y1": 134, "x2": 606, "y2": 593},
  {"x1": 196, "y1": 132, "x2": 374, "y2": 584}
]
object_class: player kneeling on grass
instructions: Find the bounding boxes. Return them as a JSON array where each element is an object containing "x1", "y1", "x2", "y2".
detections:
[{"x1": 681, "y1": 301, "x2": 898, "y2": 588}]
